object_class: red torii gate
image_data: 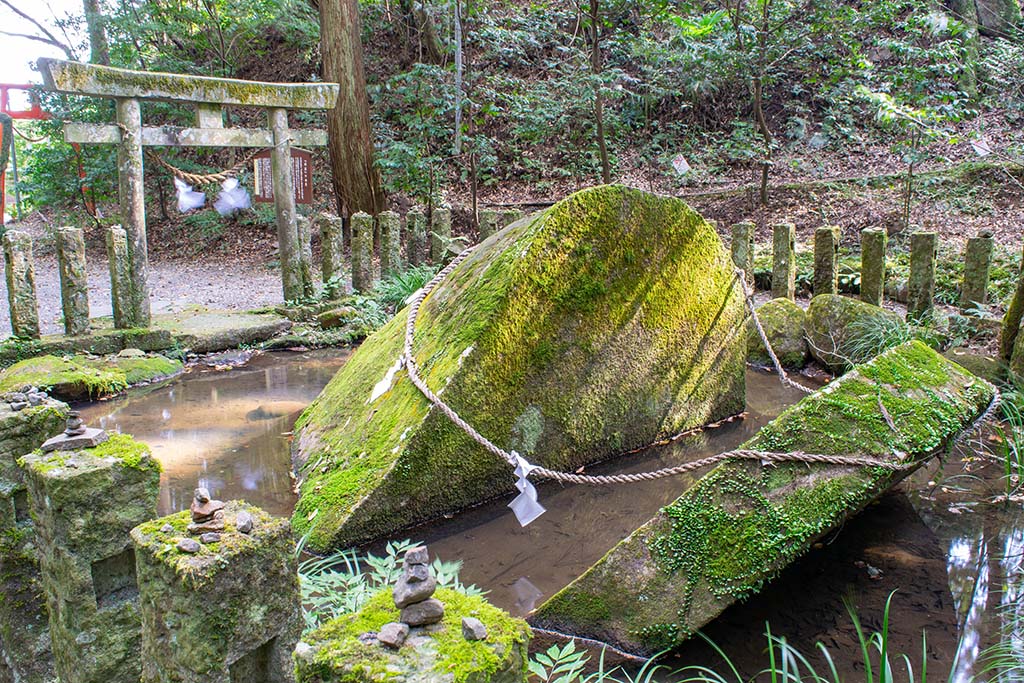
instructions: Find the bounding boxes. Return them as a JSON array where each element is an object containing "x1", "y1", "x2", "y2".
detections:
[{"x1": 0, "y1": 83, "x2": 91, "y2": 226}]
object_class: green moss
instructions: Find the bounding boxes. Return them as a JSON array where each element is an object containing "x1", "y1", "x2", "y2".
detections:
[
  {"x1": 20, "y1": 433, "x2": 159, "y2": 476},
  {"x1": 294, "y1": 186, "x2": 746, "y2": 550},
  {"x1": 303, "y1": 588, "x2": 530, "y2": 683},
  {"x1": 0, "y1": 355, "x2": 126, "y2": 399},
  {"x1": 746, "y1": 298, "x2": 808, "y2": 369}
]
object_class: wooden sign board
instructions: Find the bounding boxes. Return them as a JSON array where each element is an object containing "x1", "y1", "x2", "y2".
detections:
[{"x1": 253, "y1": 147, "x2": 313, "y2": 204}]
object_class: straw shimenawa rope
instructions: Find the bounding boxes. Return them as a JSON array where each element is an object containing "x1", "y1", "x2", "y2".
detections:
[{"x1": 398, "y1": 245, "x2": 998, "y2": 486}]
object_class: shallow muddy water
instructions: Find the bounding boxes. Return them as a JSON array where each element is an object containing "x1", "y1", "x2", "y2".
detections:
[{"x1": 76, "y1": 352, "x2": 1021, "y2": 679}]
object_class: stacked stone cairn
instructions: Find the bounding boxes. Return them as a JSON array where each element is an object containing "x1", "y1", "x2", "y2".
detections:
[
  {"x1": 375, "y1": 546, "x2": 488, "y2": 649},
  {"x1": 174, "y1": 487, "x2": 255, "y2": 553}
]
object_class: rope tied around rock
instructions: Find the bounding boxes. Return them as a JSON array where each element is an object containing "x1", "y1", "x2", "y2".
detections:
[{"x1": 397, "y1": 244, "x2": 998, "y2": 523}]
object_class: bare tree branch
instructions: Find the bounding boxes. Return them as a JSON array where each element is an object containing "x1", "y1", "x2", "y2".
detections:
[{"x1": 0, "y1": 0, "x2": 75, "y2": 59}]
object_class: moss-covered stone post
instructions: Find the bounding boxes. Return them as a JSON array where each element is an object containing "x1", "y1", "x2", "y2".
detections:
[
  {"x1": 907, "y1": 231, "x2": 938, "y2": 323},
  {"x1": 132, "y1": 503, "x2": 301, "y2": 683},
  {"x1": 479, "y1": 208, "x2": 500, "y2": 241},
  {"x1": 105, "y1": 226, "x2": 133, "y2": 329},
  {"x1": 501, "y1": 208, "x2": 524, "y2": 228},
  {"x1": 21, "y1": 434, "x2": 160, "y2": 683},
  {"x1": 960, "y1": 230, "x2": 994, "y2": 311},
  {"x1": 2, "y1": 230, "x2": 40, "y2": 339},
  {"x1": 771, "y1": 222, "x2": 796, "y2": 300},
  {"x1": 297, "y1": 215, "x2": 315, "y2": 300},
  {"x1": 269, "y1": 108, "x2": 303, "y2": 303},
  {"x1": 407, "y1": 209, "x2": 427, "y2": 267},
  {"x1": 317, "y1": 213, "x2": 345, "y2": 285},
  {"x1": 430, "y1": 207, "x2": 452, "y2": 264},
  {"x1": 56, "y1": 227, "x2": 91, "y2": 336},
  {"x1": 730, "y1": 221, "x2": 754, "y2": 284},
  {"x1": 860, "y1": 228, "x2": 886, "y2": 307},
  {"x1": 0, "y1": 397, "x2": 68, "y2": 683},
  {"x1": 379, "y1": 210, "x2": 402, "y2": 277},
  {"x1": 813, "y1": 225, "x2": 840, "y2": 296},
  {"x1": 114, "y1": 97, "x2": 152, "y2": 328},
  {"x1": 351, "y1": 212, "x2": 376, "y2": 293}
]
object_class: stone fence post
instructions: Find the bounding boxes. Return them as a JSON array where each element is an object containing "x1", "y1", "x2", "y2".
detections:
[
  {"x1": 908, "y1": 231, "x2": 938, "y2": 323},
  {"x1": 379, "y1": 211, "x2": 402, "y2": 278},
  {"x1": 730, "y1": 221, "x2": 754, "y2": 284},
  {"x1": 771, "y1": 223, "x2": 796, "y2": 300},
  {"x1": 813, "y1": 225, "x2": 840, "y2": 296},
  {"x1": 860, "y1": 228, "x2": 886, "y2": 307},
  {"x1": 479, "y1": 209, "x2": 500, "y2": 242},
  {"x1": 3, "y1": 230, "x2": 40, "y2": 339},
  {"x1": 106, "y1": 226, "x2": 134, "y2": 329},
  {"x1": 317, "y1": 213, "x2": 345, "y2": 286},
  {"x1": 56, "y1": 227, "x2": 91, "y2": 336},
  {"x1": 407, "y1": 209, "x2": 427, "y2": 267},
  {"x1": 961, "y1": 231, "x2": 994, "y2": 311},
  {"x1": 430, "y1": 207, "x2": 452, "y2": 264},
  {"x1": 297, "y1": 216, "x2": 315, "y2": 300},
  {"x1": 21, "y1": 433, "x2": 160, "y2": 683},
  {"x1": 351, "y1": 212, "x2": 376, "y2": 293},
  {"x1": 132, "y1": 502, "x2": 301, "y2": 683}
]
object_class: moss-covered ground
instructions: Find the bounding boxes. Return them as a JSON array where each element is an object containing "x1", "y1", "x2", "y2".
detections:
[{"x1": 0, "y1": 353, "x2": 182, "y2": 400}]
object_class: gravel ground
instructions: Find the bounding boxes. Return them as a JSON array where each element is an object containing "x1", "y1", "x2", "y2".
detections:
[{"x1": 0, "y1": 252, "x2": 284, "y2": 338}]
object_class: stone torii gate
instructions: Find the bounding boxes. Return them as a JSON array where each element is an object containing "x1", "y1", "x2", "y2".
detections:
[{"x1": 37, "y1": 59, "x2": 339, "y2": 327}]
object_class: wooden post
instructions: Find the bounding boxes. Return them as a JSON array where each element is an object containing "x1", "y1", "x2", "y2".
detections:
[
  {"x1": 813, "y1": 225, "x2": 840, "y2": 296},
  {"x1": 771, "y1": 222, "x2": 795, "y2": 300},
  {"x1": 269, "y1": 108, "x2": 303, "y2": 302},
  {"x1": 860, "y1": 228, "x2": 886, "y2": 307},
  {"x1": 56, "y1": 227, "x2": 90, "y2": 336},
  {"x1": 379, "y1": 211, "x2": 401, "y2": 278},
  {"x1": 106, "y1": 226, "x2": 133, "y2": 329},
  {"x1": 730, "y1": 221, "x2": 754, "y2": 284},
  {"x1": 960, "y1": 231, "x2": 994, "y2": 311},
  {"x1": 907, "y1": 231, "x2": 938, "y2": 323},
  {"x1": 115, "y1": 97, "x2": 151, "y2": 327},
  {"x1": 407, "y1": 209, "x2": 426, "y2": 267},
  {"x1": 2, "y1": 231, "x2": 40, "y2": 339}
]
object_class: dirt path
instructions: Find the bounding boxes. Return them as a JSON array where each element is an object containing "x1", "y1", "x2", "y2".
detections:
[{"x1": 0, "y1": 252, "x2": 284, "y2": 339}]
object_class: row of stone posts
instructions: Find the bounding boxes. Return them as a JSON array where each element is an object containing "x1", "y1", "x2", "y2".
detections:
[
  {"x1": 318, "y1": 207, "x2": 523, "y2": 295},
  {"x1": 1, "y1": 409, "x2": 302, "y2": 683},
  {"x1": 731, "y1": 222, "x2": 995, "y2": 321},
  {"x1": 2, "y1": 225, "x2": 143, "y2": 339}
]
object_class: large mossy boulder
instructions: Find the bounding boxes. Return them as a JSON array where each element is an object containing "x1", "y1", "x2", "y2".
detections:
[
  {"x1": 530, "y1": 341, "x2": 995, "y2": 656},
  {"x1": 292, "y1": 185, "x2": 746, "y2": 550},
  {"x1": 0, "y1": 353, "x2": 182, "y2": 401},
  {"x1": 746, "y1": 298, "x2": 808, "y2": 369},
  {"x1": 296, "y1": 588, "x2": 531, "y2": 683},
  {"x1": 805, "y1": 294, "x2": 903, "y2": 370}
]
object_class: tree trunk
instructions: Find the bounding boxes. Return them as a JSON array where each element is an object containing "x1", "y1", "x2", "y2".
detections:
[
  {"x1": 590, "y1": 0, "x2": 610, "y2": 185},
  {"x1": 398, "y1": 0, "x2": 444, "y2": 64},
  {"x1": 999, "y1": 241, "x2": 1024, "y2": 363},
  {"x1": 82, "y1": 0, "x2": 111, "y2": 65},
  {"x1": 320, "y1": 0, "x2": 386, "y2": 235},
  {"x1": 975, "y1": 0, "x2": 1022, "y2": 38}
]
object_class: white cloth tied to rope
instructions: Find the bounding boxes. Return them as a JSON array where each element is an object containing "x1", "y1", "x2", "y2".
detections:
[
  {"x1": 214, "y1": 178, "x2": 251, "y2": 216},
  {"x1": 508, "y1": 451, "x2": 546, "y2": 527},
  {"x1": 174, "y1": 178, "x2": 205, "y2": 212}
]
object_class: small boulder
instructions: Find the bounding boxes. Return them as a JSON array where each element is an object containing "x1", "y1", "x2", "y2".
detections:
[
  {"x1": 117, "y1": 348, "x2": 147, "y2": 358},
  {"x1": 377, "y1": 622, "x2": 409, "y2": 649},
  {"x1": 199, "y1": 532, "x2": 221, "y2": 544},
  {"x1": 235, "y1": 511, "x2": 254, "y2": 534},
  {"x1": 393, "y1": 575, "x2": 437, "y2": 609},
  {"x1": 461, "y1": 617, "x2": 487, "y2": 641},
  {"x1": 177, "y1": 539, "x2": 200, "y2": 554},
  {"x1": 805, "y1": 294, "x2": 903, "y2": 371},
  {"x1": 317, "y1": 307, "x2": 360, "y2": 330},
  {"x1": 400, "y1": 598, "x2": 445, "y2": 626},
  {"x1": 747, "y1": 298, "x2": 809, "y2": 369}
]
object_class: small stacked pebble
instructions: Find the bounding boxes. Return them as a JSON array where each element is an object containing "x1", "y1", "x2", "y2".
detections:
[
  {"x1": 374, "y1": 545, "x2": 488, "y2": 650},
  {"x1": 3, "y1": 385, "x2": 49, "y2": 411},
  {"x1": 175, "y1": 487, "x2": 256, "y2": 554}
]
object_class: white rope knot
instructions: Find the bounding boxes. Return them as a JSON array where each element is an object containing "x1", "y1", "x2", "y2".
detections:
[{"x1": 508, "y1": 451, "x2": 546, "y2": 527}]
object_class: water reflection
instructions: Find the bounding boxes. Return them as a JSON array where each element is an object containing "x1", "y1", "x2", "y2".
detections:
[{"x1": 77, "y1": 349, "x2": 350, "y2": 517}]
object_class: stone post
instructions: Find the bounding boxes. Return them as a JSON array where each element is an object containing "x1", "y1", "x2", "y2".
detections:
[
  {"x1": 430, "y1": 207, "x2": 452, "y2": 264},
  {"x1": 0, "y1": 396, "x2": 68, "y2": 683},
  {"x1": 479, "y1": 209, "x2": 500, "y2": 241},
  {"x1": 3, "y1": 230, "x2": 40, "y2": 338},
  {"x1": 907, "y1": 231, "x2": 938, "y2": 323},
  {"x1": 114, "y1": 97, "x2": 152, "y2": 327},
  {"x1": 21, "y1": 434, "x2": 160, "y2": 683},
  {"x1": 860, "y1": 228, "x2": 887, "y2": 307},
  {"x1": 730, "y1": 221, "x2": 755, "y2": 284},
  {"x1": 297, "y1": 215, "x2": 315, "y2": 299},
  {"x1": 351, "y1": 212, "x2": 376, "y2": 293},
  {"x1": 407, "y1": 209, "x2": 427, "y2": 267},
  {"x1": 132, "y1": 503, "x2": 301, "y2": 683},
  {"x1": 317, "y1": 213, "x2": 345, "y2": 285},
  {"x1": 500, "y1": 208, "x2": 524, "y2": 228},
  {"x1": 106, "y1": 226, "x2": 133, "y2": 329},
  {"x1": 813, "y1": 225, "x2": 841, "y2": 296},
  {"x1": 379, "y1": 210, "x2": 402, "y2": 278},
  {"x1": 268, "y1": 108, "x2": 303, "y2": 303},
  {"x1": 56, "y1": 227, "x2": 90, "y2": 336},
  {"x1": 771, "y1": 222, "x2": 796, "y2": 300},
  {"x1": 960, "y1": 231, "x2": 994, "y2": 311}
]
